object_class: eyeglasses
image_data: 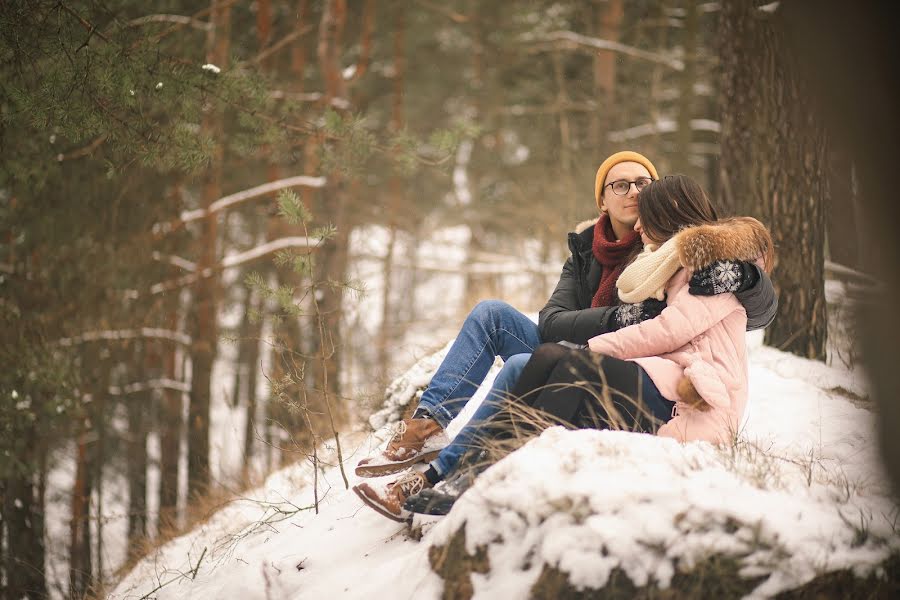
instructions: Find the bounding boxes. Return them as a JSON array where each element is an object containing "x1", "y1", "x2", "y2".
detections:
[{"x1": 604, "y1": 177, "x2": 655, "y2": 196}]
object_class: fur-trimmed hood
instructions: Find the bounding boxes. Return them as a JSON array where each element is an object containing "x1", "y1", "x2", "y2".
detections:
[
  {"x1": 676, "y1": 217, "x2": 772, "y2": 271},
  {"x1": 574, "y1": 217, "x2": 599, "y2": 235}
]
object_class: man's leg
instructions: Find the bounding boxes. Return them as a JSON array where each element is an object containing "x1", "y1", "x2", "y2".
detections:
[
  {"x1": 416, "y1": 301, "x2": 541, "y2": 426},
  {"x1": 359, "y1": 353, "x2": 532, "y2": 521},
  {"x1": 356, "y1": 301, "x2": 540, "y2": 477}
]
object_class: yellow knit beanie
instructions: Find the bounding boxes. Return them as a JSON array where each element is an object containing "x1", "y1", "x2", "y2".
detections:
[{"x1": 594, "y1": 151, "x2": 660, "y2": 212}]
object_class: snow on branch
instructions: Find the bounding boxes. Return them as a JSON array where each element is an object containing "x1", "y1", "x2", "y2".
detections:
[
  {"x1": 825, "y1": 260, "x2": 881, "y2": 287},
  {"x1": 608, "y1": 118, "x2": 720, "y2": 142},
  {"x1": 125, "y1": 14, "x2": 211, "y2": 31},
  {"x1": 153, "y1": 175, "x2": 327, "y2": 236},
  {"x1": 56, "y1": 328, "x2": 191, "y2": 347},
  {"x1": 108, "y1": 378, "x2": 191, "y2": 396},
  {"x1": 525, "y1": 30, "x2": 684, "y2": 71},
  {"x1": 268, "y1": 91, "x2": 351, "y2": 110},
  {"x1": 147, "y1": 236, "x2": 317, "y2": 296},
  {"x1": 220, "y1": 236, "x2": 317, "y2": 269},
  {"x1": 152, "y1": 251, "x2": 197, "y2": 272}
]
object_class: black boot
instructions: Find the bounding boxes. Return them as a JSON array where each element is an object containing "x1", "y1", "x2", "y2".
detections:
[{"x1": 403, "y1": 448, "x2": 488, "y2": 516}]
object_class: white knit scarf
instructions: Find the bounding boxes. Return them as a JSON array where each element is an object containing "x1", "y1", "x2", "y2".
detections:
[{"x1": 616, "y1": 236, "x2": 683, "y2": 303}]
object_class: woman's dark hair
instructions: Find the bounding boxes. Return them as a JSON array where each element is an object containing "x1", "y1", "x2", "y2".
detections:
[{"x1": 637, "y1": 175, "x2": 719, "y2": 244}]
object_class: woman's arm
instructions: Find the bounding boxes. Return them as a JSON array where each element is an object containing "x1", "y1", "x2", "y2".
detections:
[{"x1": 588, "y1": 284, "x2": 738, "y2": 359}]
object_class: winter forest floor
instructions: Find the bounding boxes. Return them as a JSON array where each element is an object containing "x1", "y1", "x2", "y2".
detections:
[{"x1": 109, "y1": 323, "x2": 900, "y2": 600}]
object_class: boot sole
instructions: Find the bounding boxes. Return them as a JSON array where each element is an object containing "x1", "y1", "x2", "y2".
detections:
[
  {"x1": 352, "y1": 485, "x2": 411, "y2": 523},
  {"x1": 354, "y1": 449, "x2": 443, "y2": 478}
]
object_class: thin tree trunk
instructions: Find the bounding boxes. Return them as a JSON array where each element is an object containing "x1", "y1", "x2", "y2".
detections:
[
  {"x1": 290, "y1": 0, "x2": 311, "y2": 87},
  {"x1": 379, "y1": 3, "x2": 406, "y2": 376},
  {"x1": 69, "y1": 417, "x2": 92, "y2": 598},
  {"x1": 95, "y1": 389, "x2": 106, "y2": 585},
  {"x1": 3, "y1": 427, "x2": 47, "y2": 600},
  {"x1": 158, "y1": 314, "x2": 181, "y2": 529},
  {"x1": 675, "y1": 0, "x2": 698, "y2": 175},
  {"x1": 127, "y1": 359, "x2": 148, "y2": 555},
  {"x1": 315, "y1": 0, "x2": 348, "y2": 411},
  {"x1": 241, "y1": 288, "x2": 263, "y2": 481},
  {"x1": 593, "y1": 0, "x2": 623, "y2": 157},
  {"x1": 188, "y1": 0, "x2": 231, "y2": 500}
]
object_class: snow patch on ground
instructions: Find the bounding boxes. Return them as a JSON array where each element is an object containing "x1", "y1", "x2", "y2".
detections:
[{"x1": 111, "y1": 338, "x2": 897, "y2": 600}]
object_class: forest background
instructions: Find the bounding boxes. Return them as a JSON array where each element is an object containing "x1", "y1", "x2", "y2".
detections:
[{"x1": 1, "y1": 1, "x2": 893, "y2": 599}]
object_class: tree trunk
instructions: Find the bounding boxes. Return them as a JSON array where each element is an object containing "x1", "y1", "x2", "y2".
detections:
[
  {"x1": 188, "y1": 0, "x2": 231, "y2": 500},
  {"x1": 379, "y1": 2, "x2": 406, "y2": 376},
  {"x1": 241, "y1": 288, "x2": 263, "y2": 481},
  {"x1": 592, "y1": 0, "x2": 623, "y2": 157},
  {"x1": 719, "y1": 0, "x2": 828, "y2": 360},
  {"x1": 777, "y1": 0, "x2": 900, "y2": 492},
  {"x1": 69, "y1": 418, "x2": 93, "y2": 598},
  {"x1": 3, "y1": 428, "x2": 47, "y2": 600},
  {"x1": 158, "y1": 313, "x2": 181, "y2": 529},
  {"x1": 127, "y1": 364, "x2": 148, "y2": 554},
  {"x1": 675, "y1": 0, "x2": 698, "y2": 175},
  {"x1": 314, "y1": 0, "x2": 348, "y2": 414}
]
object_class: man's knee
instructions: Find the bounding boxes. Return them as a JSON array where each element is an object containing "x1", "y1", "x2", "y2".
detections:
[{"x1": 469, "y1": 299, "x2": 516, "y2": 326}]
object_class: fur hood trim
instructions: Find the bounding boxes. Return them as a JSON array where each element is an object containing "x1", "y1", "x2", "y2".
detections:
[
  {"x1": 574, "y1": 217, "x2": 599, "y2": 234},
  {"x1": 676, "y1": 217, "x2": 772, "y2": 270}
]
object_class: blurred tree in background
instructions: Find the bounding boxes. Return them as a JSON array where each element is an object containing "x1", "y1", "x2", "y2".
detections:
[{"x1": 0, "y1": 1, "x2": 857, "y2": 598}]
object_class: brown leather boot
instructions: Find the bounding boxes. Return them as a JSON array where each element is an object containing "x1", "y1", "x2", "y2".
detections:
[
  {"x1": 355, "y1": 417, "x2": 448, "y2": 477},
  {"x1": 353, "y1": 470, "x2": 432, "y2": 522}
]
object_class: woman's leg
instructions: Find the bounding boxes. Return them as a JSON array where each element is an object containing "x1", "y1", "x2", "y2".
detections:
[
  {"x1": 428, "y1": 353, "x2": 533, "y2": 478},
  {"x1": 508, "y1": 343, "x2": 575, "y2": 406},
  {"x1": 529, "y1": 349, "x2": 673, "y2": 432}
]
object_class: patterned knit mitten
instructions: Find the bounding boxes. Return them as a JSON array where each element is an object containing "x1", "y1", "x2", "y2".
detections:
[
  {"x1": 689, "y1": 260, "x2": 746, "y2": 296},
  {"x1": 612, "y1": 298, "x2": 667, "y2": 330}
]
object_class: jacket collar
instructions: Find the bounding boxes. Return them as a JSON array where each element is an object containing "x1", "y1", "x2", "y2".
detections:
[{"x1": 570, "y1": 217, "x2": 599, "y2": 254}]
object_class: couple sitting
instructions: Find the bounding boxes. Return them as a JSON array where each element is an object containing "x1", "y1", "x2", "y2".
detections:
[{"x1": 353, "y1": 151, "x2": 777, "y2": 522}]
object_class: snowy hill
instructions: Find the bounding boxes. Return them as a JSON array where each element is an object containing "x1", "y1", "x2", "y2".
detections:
[{"x1": 110, "y1": 333, "x2": 900, "y2": 599}]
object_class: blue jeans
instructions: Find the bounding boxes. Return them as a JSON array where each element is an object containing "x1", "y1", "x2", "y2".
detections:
[
  {"x1": 429, "y1": 353, "x2": 532, "y2": 476},
  {"x1": 417, "y1": 300, "x2": 542, "y2": 428}
]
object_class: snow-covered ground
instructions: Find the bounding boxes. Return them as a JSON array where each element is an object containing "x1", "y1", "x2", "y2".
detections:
[{"x1": 110, "y1": 329, "x2": 899, "y2": 599}]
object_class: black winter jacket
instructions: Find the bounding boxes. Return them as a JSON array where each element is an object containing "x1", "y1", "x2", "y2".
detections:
[{"x1": 538, "y1": 221, "x2": 778, "y2": 345}]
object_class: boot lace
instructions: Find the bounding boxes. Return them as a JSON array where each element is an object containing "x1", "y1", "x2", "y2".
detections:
[
  {"x1": 394, "y1": 471, "x2": 426, "y2": 497},
  {"x1": 389, "y1": 420, "x2": 408, "y2": 445}
]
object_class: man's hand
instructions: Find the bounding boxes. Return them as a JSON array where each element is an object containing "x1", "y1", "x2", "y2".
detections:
[
  {"x1": 689, "y1": 260, "x2": 752, "y2": 296},
  {"x1": 612, "y1": 298, "x2": 666, "y2": 330}
]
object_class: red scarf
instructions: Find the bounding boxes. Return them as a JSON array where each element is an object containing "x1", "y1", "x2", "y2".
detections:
[{"x1": 590, "y1": 214, "x2": 641, "y2": 308}]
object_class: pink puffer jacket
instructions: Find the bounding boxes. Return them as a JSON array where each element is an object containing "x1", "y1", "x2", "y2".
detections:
[
  {"x1": 588, "y1": 268, "x2": 747, "y2": 444},
  {"x1": 587, "y1": 218, "x2": 772, "y2": 444}
]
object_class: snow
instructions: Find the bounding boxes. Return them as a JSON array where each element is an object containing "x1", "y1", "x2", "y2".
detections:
[{"x1": 110, "y1": 328, "x2": 897, "y2": 599}]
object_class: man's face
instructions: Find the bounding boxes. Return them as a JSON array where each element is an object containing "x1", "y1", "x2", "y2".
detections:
[{"x1": 599, "y1": 161, "x2": 653, "y2": 230}]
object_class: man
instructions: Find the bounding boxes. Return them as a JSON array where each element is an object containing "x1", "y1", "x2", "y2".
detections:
[{"x1": 353, "y1": 151, "x2": 777, "y2": 521}]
